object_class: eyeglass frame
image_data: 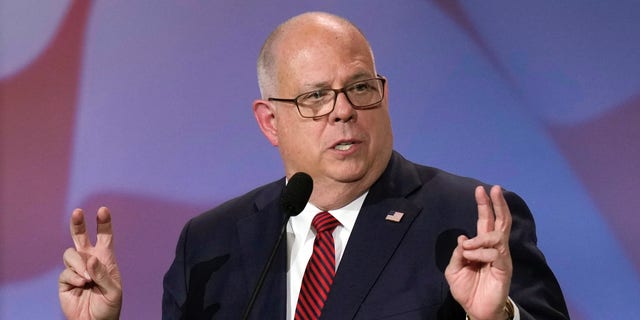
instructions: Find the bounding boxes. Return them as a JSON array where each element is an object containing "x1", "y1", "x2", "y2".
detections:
[{"x1": 267, "y1": 76, "x2": 386, "y2": 119}]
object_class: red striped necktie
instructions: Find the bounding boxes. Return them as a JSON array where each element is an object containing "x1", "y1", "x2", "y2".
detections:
[{"x1": 295, "y1": 211, "x2": 340, "y2": 320}]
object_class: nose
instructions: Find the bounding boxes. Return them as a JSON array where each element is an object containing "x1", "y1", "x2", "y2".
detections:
[{"x1": 330, "y1": 92, "x2": 357, "y2": 123}]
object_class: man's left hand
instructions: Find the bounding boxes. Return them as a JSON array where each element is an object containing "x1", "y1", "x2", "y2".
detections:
[{"x1": 445, "y1": 185, "x2": 513, "y2": 320}]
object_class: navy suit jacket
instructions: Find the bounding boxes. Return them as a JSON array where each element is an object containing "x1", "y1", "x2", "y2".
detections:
[{"x1": 162, "y1": 151, "x2": 569, "y2": 319}]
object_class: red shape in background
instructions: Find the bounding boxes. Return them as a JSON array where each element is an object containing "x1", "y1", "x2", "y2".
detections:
[
  {"x1": 78, "y1": 193, "x2": 207, "y2": 319},
  {"x1": 548, "y1": 95, "x2": 640, "y2": 272},
  {"x1": 0, "y1": 0, "x2": 93, "y2": 282}
]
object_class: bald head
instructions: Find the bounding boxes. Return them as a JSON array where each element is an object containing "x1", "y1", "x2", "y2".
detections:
[
  {"x1": 252, "y1": 12, "x2": 392, "y2": 210},
  {"x1": 256, "y1": 12, "x2": 375, "y2": 98}
]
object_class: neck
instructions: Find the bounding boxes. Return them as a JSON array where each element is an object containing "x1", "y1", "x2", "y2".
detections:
[{"x1": 308, "y1": 175, "x2": 376, "y2": 211}]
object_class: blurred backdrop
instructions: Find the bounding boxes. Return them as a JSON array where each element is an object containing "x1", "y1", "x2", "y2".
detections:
[{"x1": 1, "y1": 1, "x2": 639, "y2": 318}]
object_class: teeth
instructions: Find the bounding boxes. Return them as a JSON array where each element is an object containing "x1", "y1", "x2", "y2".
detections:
[{"x1": 335, "y1": 143, "x2": 353, "y2": 151}]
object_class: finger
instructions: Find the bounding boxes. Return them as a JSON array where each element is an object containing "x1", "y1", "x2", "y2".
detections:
[
  {"x1": 58, "y1": 268, "x2": 89, "y2": 292},
  {"x1": 86, "y1": 256, "x2": 122, "y2": 302},
  {"x1": 96, "y1": 207, "x2": 115, "y2": 249},
  {"x1": 461, "y1": 247, "x2": 500, "y2": 264},
  {"x1": 70, "y1": 208, "x2": 91, "y2": 250},
  {"x1": 445, "y1": 235, "x2": 469, "y2": 274},
  {"x1": 462, "y1": 232, "x2": 502, "y2": 250},
  {"x1": 490, "y1": 186, "x2": 512, "y2": 234},
  {"x1": 62, "y1": 247, "x2": 91, "y2": 281},
  {"x1": 464, "y1": 245, "x2": 513, "y2": 272},
  {"x1": 475, "y1": 186, "x2": 495, "y2": 234}
]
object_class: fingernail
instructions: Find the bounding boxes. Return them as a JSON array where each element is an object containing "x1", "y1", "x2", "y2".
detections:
[{"x1": 84, "y1": 271, "x2": 91, "y2": 280}]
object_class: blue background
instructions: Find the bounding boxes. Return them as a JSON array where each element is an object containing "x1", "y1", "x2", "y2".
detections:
[{"x1": 1, "y1": 1, "x2": 639, "y2": 318}]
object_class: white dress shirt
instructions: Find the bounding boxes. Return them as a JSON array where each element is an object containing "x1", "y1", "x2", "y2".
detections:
[{"x1": 285, "y1": 192, "x2": 367, "y2": 320}]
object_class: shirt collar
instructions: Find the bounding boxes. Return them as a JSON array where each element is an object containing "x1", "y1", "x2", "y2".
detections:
[{"x1": 290, "y1": 191, "x2": 368, "y2": 239}]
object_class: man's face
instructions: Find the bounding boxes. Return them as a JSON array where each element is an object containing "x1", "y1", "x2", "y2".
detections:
[{"x1": 270, "y1": 23, "x2": 393, "y2": 190}]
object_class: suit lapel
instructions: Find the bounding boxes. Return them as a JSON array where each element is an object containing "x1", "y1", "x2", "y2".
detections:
[{"x1": 320, "y1": 152, "x2": 425, "y2": 319}]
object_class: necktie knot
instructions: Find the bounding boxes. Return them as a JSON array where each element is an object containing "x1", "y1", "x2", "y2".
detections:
[{"x1": 312, "y1": 211, "x2": 339, "y2": 233}]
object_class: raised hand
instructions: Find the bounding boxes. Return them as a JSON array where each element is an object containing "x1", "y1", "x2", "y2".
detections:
[
  {"x1": 445, "y1": 186, "x2": 513, "y2": 320},
  {"x1": 58, "y1": 207, "x2": 122, "y2": 320}
]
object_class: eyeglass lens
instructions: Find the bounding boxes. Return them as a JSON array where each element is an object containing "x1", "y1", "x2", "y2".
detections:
[{"x1": 297, "y1": 78, "x2": 383, "y2": 118}]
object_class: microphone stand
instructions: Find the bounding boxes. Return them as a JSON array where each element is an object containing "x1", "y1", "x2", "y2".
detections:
[{"x1": 241, "y1": 172, "x2": 311, "y2": 320}]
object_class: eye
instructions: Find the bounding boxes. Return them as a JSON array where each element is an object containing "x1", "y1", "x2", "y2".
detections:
[
  {"x1": 349, "y1": 81, "x2": 373, "y2": 94},
  {"x1": 298, "y1": 90, "x2": 331, "y2": 105}
]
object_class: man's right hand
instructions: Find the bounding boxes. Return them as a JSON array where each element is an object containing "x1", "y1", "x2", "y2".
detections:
[{"x1": 58, "y1": 207, "x2": 122, "y2": 320}]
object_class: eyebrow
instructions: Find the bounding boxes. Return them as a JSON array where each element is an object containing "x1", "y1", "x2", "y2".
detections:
[
  {"x1": 347, "y1": 71, "x2": 375, "y2": 83},
  {"x1": 300, "y1": 81, "x2": 332, "y2": 91},
  {"x1": 300, "y1": 72, "x2": 375, "y2": 91}
]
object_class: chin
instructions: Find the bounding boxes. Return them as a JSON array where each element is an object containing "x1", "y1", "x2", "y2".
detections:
[{"x1": 328, "y1": 166, "x2": 369, "y2": 184}]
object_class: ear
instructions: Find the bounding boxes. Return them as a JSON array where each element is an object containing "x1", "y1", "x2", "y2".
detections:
[{"x1": 253, "y1": 99, "x2": 279, "y2": 146}]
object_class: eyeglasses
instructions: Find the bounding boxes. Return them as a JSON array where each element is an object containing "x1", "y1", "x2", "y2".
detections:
[{"x1": 268, "y1": 77, "x2": 386, "y2": 119}]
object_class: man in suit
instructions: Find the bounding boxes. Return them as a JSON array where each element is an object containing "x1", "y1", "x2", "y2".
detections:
[{"x1": 59, "y1": 12, "x2": 569, "y2": 320}]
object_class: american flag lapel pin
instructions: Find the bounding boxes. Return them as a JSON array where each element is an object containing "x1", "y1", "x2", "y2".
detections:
[{"x1": 385, "y1": 211, "x2": 404, "y2": 223}]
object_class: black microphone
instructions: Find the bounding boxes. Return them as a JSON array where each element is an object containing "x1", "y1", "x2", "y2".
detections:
[
  {"x1": 241, "y1": 172, "x2": 313, "y2": 320},
  {"x1": 280, "y1": 172, "x2": 313, "y2": 217}
]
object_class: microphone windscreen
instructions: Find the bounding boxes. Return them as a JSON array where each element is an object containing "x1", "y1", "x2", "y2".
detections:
[{"x1": 280, "y1": 172, "x2": 313, "y2": 217}]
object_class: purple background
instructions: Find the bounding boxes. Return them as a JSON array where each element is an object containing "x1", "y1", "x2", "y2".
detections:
[{"x1": 1, "y1": 1, "x2": 639, "y2": 318}]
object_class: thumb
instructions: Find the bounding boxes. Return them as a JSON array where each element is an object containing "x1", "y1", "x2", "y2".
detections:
[
  {"x1": 445, "y1": 235, "x2": 469, "y2": 275},
  {"x1": 86, "y1": 256, "x2": 122, "y2": 302}
]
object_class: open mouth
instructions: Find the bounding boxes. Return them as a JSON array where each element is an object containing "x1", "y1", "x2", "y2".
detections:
[
  {"x1": 333, "y1": 138, "x2": 362, "y2": 151},
  {"x1": 334, "y1": 142, "x2": 354, "y2": 151}
]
